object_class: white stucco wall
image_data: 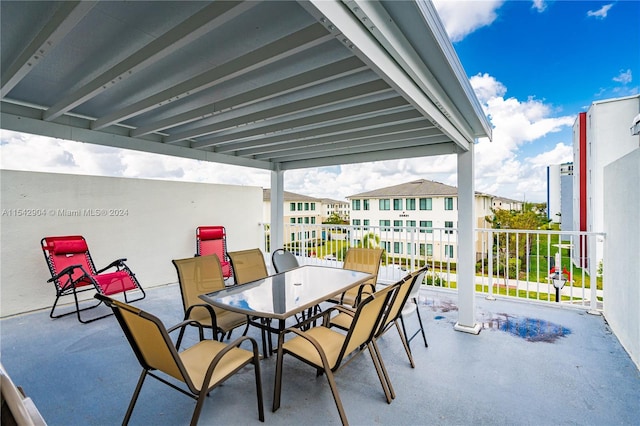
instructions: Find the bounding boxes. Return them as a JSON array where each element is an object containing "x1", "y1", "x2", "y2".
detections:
[
  {"x1": 0, "y1": 170, "x2": 263, "y2": 317},
  {"x1": 603, "y1": 149, "x2": 640, "y2": 370}
]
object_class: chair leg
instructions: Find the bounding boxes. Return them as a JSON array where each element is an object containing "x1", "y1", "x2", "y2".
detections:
[
  {"x1": 272, "y1": 335, "x2": 285, "y2": 412},
  {"x1": 123, "y1": 369, "x2": 148, "y2": 425},
  {"x1": 396, "y1": 319, "x2": 416, "y2": 368},
  {"x1": 413, "y1": 298, "x2": 428, "y2": 347},
  {"x1": 191, "y1": 388, "x2": 208, "y2": 426},
  {"x1": 252, "y1": 352, "x2": 265, "y2": 421},
  {"x1": 368, "y1": 341, "x2": 395, "y2": 402},
  {"x1": 323, "y1": 368, "x2": 348, "y2": 426}
]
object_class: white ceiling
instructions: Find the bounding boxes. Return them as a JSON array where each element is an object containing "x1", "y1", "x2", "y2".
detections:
[{"x1": 1, "y1": 0, "x2": 491, "y2": 172}]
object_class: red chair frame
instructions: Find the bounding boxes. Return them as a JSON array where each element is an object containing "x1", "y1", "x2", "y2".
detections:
[
  {"x1": 41, "y1": 235, "x2": 145, "y2": 323},
  {"x1": 195, "y1": 226, "x2": 232, "y2": 279}
]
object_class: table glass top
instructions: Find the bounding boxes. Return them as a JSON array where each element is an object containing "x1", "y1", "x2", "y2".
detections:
[{"x1": 200, "y1": 265, "x2": 372, "y2": 319}]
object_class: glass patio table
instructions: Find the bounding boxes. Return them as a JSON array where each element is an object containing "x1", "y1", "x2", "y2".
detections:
[{"x1": 199, "y1": 265, "x2": 373, "y2": 354}]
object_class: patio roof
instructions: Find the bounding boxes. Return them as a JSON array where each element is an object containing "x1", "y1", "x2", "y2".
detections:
[{"x1": 0, "y1": 0, "x2": 491, "y2": 171}]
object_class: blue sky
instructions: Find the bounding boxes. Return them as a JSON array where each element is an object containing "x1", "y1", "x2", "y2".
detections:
[{"x1": 1, "y1": 0, "x2": 638, "y2": 203}]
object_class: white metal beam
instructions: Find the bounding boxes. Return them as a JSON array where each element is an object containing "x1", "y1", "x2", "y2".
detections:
[
  {"x1": 454, "y1": 143, "x2": 482, "y2": 334},
  {"x1": 130, "y1": 56, "x2": 367, "y2": 137},
  {"x1": 345, "y1": 0, "x2": 476, "y2": 142},
  {"x1": 236, "y1": 120, "x2": 435, "y2": 156},
  {"x1": 301, "y1": 0, "x2": 471, "y2": 151},
  {"x1": 165, "y1": 79, "x2": 391, "y2": 143},
  {"x1": 0, "y1": 111, "x2": 272, "y2": 171},
  {"x1": 1, "y1": 1, "x2": 96, "y2": 98},
  {"x1": 90, "y1": 23, "x2": 333, "y2": 131},
  {"x1": 192, "y1": 96, "x2": 409, "y2": 148},
  {"x1": 264, "y1": 132, "x2": 451, "y2": 163},
  {"x1": 42, "y1": 1, "x2": 256, "y2": 122},
  {"x1": 279, "y1": 142, "x2": 458, "y2": 170},
  {"x1": 212, "y1": 109, "x2": 423, "y2": 153}
]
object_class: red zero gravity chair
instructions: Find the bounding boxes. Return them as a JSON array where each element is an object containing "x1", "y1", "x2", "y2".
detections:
[
  {"x1": 196, "y1": 226, "x2": 232, "y2": 279},
  {"x1": 41, "y1": 235, "x2": 145, "y2": 323}
]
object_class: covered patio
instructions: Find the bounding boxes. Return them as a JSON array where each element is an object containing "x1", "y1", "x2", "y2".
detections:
[
  {"x1": 1, "y1": 0, "x2": 491, "y2": 334},
  {"x1": 2, "y1": 284, "x2": 639, "y2": 425}
]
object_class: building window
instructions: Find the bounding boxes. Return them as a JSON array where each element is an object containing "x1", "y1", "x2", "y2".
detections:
[
  {"x1": 290, "y1": 218, "x2": 295, "y2": 224},
  {"x1": 311, "y1": 217, "x2": 316, "y2": 224},
  {"x1": 363, "y1": 199, "x2": 370, "y2": 210},
  {"x1": 407, "y1": 220, "x2": 416, "y2": 229},
  {"x1": 312, "y1": 230, "x2": 316, "y2": 238},
  {"x1": 445, "y1": 244, "x2": 454, "y2": 258},
  {"x1": 393, "y1": 242, "x2": 403, "y2": 254},
  {"x1": 419, "y1": 243, "x2": 433, "y2": 256},
  {"x1": 311, "y1": 203, "x2": 316, "y2": 211},
  {"x1": 420, "y1": 220, "x2": 432, "y2": 233},
  {"x1": 304, "y1": 202, "x2": 309, "y2": 211},
  {"x1": 363, "y1": 219, "x2": 370, "y2": 230},
  {"x1": 393, "y1": 220, "x2": 402, "y2": 232},
  {"x1": 290, "y1": 202, "x2": 296, "y2": 211},
  {"x1": 290, "y1": 233, "x2": 295, "y2": 241},
  {"x1": 444, "y1": 197, "x2": 454, "y2": 210},
  {"x1": 353, "y1": 219, "x2": 361, "y2": 226},
  {"x1": 380, "y1": 220, "x2": 390, "y2": 231},
  {"x1": 419, "y1": 198, "x2": 432, "y2": 210},
  {"x1": 304, "y1": 217, "x2": 310, "y2": 224},
  {"x1": 297, "y1": 202, "x2": 303, "y2": 210},
  {"x1": 445, "y1": 221, "x2": 454, "y2": 234},
  {"x1": 297, "y1": 217, "x2": 302, "y2": 223},
  {"x1": 406, "y1": 198, "x2": 416, "y2": 210},
  {"x1": 381, "y1": 241, "x2": 391, "y2": 252},
  {"x1": 407, "y1": 243, "x2": 413, "y2": 255},
  {"x1": 393, "y1": 199, "x2": 402, "y2": 210},
  {"x1": 379, "y1": 199, "x2": 390, "y2": 210},
  {"x1": 352, "y1": 199, "x2": 361, "y2": 210}
]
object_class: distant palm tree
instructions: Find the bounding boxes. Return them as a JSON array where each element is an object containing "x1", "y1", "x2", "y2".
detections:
[{"x1": 360, "y1": 232, "x2": 380, "y2": 249}]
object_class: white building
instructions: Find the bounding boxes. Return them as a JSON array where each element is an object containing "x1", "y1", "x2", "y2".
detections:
[
  {"x1": 263, "y1": 189, "x2": 322, "y2": 247},
  {"x1": 347, "y1": 179, "x2": 494, "y2": 262},
  {"x1": 572, "y1": 95, "x2": 640, "y2": 266},
  {"x1": 320, "y1": 198, "x2": 350, "y2": 222},
  {"x1": 547, "y1": 162, "x2": 573, "y2": 227}
]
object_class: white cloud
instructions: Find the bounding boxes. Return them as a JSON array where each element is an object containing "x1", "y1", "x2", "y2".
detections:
[
  {"x1": 432, "y1": 0, "x2": 504, "y2": 42},
  {"x1": 531, "y1": 0, "x2": 547, "y2": 13},
  {"x1": 587, "y1": 4, "x2": 613, "y2": 19},
  {"x1": 613, "y1": 69, "x2": 632, "y2": 84}
]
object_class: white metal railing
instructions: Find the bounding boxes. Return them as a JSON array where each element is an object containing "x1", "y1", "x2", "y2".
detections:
[{"x1": 264, "y1": 224, "x2": 605, "y2": 311}]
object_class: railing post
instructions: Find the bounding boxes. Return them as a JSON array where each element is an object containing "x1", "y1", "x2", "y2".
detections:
[
  {"x1": 487, "y1": 230, "x2": 495, "y2": 300},
  {"x1": 588, "y1": 233, "x2": 601, "y2": 315}
]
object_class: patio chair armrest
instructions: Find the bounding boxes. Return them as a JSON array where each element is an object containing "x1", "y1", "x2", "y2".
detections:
[
  {"x1": 203, "y1": 335, "x2": 262, "y2": 382},
  {"x1": 184, "y1": 304, "x2": 218, "y2": 332},
  {"x1": 47, "y1": 264, "x2": 84, "y2": 283},
  {"x1": 353, "y1": 283, "x2": 376, "y2": 306},
  {"x1": 280, "y1": 327, "x2": 332, "y2": 369},
  {"x1": 96, "y1": 258, "x2": 128, "y2": 273},
  {"x1": 167, "y1": 319, "x2": 204, "y2": 335}
]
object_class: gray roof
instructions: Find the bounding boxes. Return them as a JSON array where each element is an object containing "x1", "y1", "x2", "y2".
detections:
[
  {"x1": 263, "y1": 188, "x2": 321, "y2": 202},
  {"x1": 347, "y1": 179, "x2": 458, "y2": 198}
]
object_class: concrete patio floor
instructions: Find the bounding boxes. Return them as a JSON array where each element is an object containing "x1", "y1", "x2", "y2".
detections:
[{"x1": 1, "y1": 283, "x2": 639, "y2": 426}]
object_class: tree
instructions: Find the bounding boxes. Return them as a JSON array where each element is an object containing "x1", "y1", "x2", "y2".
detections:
[
  {"x1": 323, "y1": 212, "x2": 346, "y2": 224},
  {"x1": 485, "y1": 205, "x2": 549, "y2": 276},
  {"x1": 360, "y1": 232, "x2": 380, "y2": 249}
]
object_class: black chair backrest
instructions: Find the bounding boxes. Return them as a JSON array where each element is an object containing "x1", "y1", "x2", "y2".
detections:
[{"x1": 272, "y1": 249, "x2": 299, "y2": 273}]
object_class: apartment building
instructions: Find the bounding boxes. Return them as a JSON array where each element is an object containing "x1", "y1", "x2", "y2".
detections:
[
  {"x1": 320, "y1": 198, "x2": 350, "y2": 222},
  {"x1": 571, "y1": 94, "x2": 640, "y2": 266},
  {"x1": 547, "y1": 162, "x2": 574, "y2": 229},
  {"x1": 347, "y1": 179, "x2": 494, "y2": 262},
  {"x1": 263, "y1": 189, "x2": 322, "y2": 246}
]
